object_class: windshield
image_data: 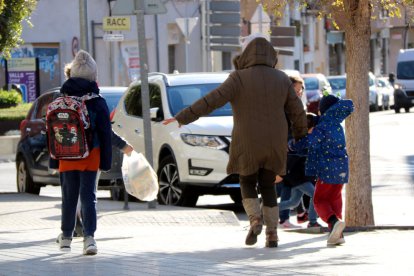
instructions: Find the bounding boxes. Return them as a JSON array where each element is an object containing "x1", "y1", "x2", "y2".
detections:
[
  {"x1": 304, "y1": 77, "x2": 319, "y2": 90},
  {"x1": 167, "y1": 83, "x2": 233, "y2": 116},
  {"x1": 397, "y1": 61, "x2": 414, "y2": 79},
  {"x1": 101, "y1": 93, "x2": 122, "y2": 112},
  {"x1": 328, "y1": 78, "x2": 346, "y2": 90}
]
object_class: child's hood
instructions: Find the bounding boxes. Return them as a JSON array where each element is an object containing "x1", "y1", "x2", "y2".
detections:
[
  {"x1": 319, "y1": 99, "x2": 354, "y2": 125},
  {"x1": 60, "y1": 77, "x2": 100, "y2": 97}
]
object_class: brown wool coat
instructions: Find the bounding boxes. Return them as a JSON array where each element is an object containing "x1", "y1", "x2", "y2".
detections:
[{"x1": 175, "y1": 38, "x2": 307, "y2": 176}]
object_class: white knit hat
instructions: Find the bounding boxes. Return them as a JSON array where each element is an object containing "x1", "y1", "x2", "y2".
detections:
[
  {"x1": 240, "y1": 33, "x2": 269, "y2": 52},
  {"x1": 69, "y1": 50, "x2": 97, "y2": 81}
]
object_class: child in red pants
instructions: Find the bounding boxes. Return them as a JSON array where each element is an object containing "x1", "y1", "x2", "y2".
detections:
[{"x1": 291, "y1": 94, "x2": 354, "y2": 245}]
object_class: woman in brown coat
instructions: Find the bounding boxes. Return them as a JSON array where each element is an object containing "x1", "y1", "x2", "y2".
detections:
[{"x1": 163, "y1": 34, "x2": 307, "y2": 247}]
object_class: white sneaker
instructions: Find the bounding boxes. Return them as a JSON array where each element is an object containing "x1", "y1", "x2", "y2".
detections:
[
  {"x1": 327, "y1": 220, "x2": 346, "y2": 245},
  {"x1": 56, "y1": 233, "x2": 72, "y2": 252},
  {"x1": 83, "y1": 236, "x2": 98, "y2": 255},
  {"x1": 279, "y1": 220, "x2": 301, "y2": 229},
  {"x1": 337, "y1": 235, "x2": 346, "y2": 245}
]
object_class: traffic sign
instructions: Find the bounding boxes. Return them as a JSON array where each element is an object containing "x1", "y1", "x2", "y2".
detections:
[
  {"x1": 144, "y1": 0, "x2": 167, "y2": 15},
  {"x1": 176, "y1": 17, "x2": 198, "y2": 38},
  {"x1": 103, "y1": 33, "x2": 125, "y2": 42},
  {"x1": 111, "y1": 0, "x2": 167, "y2": 15}
]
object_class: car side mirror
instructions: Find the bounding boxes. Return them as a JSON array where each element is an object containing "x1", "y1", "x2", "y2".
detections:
[{"x1": 150, "y1": 107, "x2": 163, "y2": 122}]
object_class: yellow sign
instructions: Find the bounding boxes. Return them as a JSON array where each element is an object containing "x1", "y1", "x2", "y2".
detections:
[{"x1": 103, "y1": 16, "x2": 131, "y2": 31}]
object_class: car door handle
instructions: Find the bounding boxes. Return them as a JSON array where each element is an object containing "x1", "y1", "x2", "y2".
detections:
[
  {"x1": 135, "y1": 129, "x2": 140, "y2": 134},
  {"x1": 117, "y1": 124, "x2": 122, "y2": 128}
]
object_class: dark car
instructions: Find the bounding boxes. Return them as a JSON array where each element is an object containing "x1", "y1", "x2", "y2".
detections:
[{"x1": 15, "y1": 86, "x2": 127, "y2": 196}]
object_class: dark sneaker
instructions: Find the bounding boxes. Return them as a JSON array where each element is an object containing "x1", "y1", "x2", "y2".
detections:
[
  {"x1": 327, "y1": 220, "x2": 346, "y2": 245},
  {"x1": 297, "y1": 212, "x2": 309, "y2": 224},
  {"x1": 83, "y1": 236, "x2": 98, "y2": 255},
  {"x1": 307, "y1": 222, "x2": 322, "y2": 228},
  {"x1": 56, "y1": 233, "x2": 72, "y2": 252}
]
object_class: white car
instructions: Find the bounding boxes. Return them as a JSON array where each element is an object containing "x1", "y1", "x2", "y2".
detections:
[
  {"x1": 327, "y1": 75, "x2": 347, "y2": 99},
  {"x1": 369, "y1": 72, "x2": 383, "y2": 111},
  {"x1": 376, "y1": 77, "x2": 394, "y2": 110},
  {"x1": 112, "y1": 72, "x2": 240, "y2": 206}
]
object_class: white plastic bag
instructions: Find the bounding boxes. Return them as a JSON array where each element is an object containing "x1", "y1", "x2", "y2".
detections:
[{"x1": 121, "y1": 151, "x2": 159, "y2": 201}]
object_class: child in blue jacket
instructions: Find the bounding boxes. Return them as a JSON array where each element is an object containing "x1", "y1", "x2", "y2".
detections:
[
  {"x1": 277, "y1": 113, "x2": 321, "y2": 228},
  {"x1": 292, "y1": 94, "x2": 354, "y2": 246}
]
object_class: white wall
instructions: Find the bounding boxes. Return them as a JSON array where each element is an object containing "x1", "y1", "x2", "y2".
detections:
[{"x1": 19, "y1": 0, "x2": 204, "y2": 89}]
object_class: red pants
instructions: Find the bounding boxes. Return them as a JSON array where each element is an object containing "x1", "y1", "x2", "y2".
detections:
[{"x1": 313, "y1": 179, "x2": 344, "y2": 227}]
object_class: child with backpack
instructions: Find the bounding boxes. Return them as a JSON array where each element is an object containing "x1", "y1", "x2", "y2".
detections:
[
  {"x1": 291, "y1": 94, "x2": 354, "y2": 245},
  {"x1": 61, "y1": 60, "x2": 133, "y2": 238},
  {"x1": 276, "y1": 113, "x2": 321, "y2": 228},
  {"x1": 47, "y1": 50, "x2": 112, "y2": 255}
]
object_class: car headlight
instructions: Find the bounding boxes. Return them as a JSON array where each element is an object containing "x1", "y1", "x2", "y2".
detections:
[
  {"x1": 394, "y1": 83, "x2": 405, "y2": 90},
  {"x1": 181, "y1": 134, "x2": 227, "y2": 150}
]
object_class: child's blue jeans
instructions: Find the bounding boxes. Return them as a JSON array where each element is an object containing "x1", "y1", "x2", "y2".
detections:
[
  {"x1": 60, "y1": 170, "x2": 97, "y2": 237},
  {"x1": 279, "y1": 181, "x2": 318, "y2": 224}
]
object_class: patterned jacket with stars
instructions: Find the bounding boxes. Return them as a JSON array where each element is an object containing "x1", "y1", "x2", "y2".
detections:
[{"x1": 293, "y1": 99, "x2": 354, "y2": 184}]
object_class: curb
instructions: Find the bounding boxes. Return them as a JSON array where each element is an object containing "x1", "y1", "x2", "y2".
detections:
[
  {"x1": 286, "y1": 225, "x2": 414, "y2": 234},
  {"x1": 0, "y1": 154, "x2": 15, "y2": 163}
]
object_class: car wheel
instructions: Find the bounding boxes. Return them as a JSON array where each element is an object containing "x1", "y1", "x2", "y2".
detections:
[
  {"x1": 405, "y1": 107, "x2": 410, "y2": 113},
  {"x1": 16, "y1": 158, "x2": 40, "y2": 194},
  {"x1": 394, "y1": 105, "x2": 401, "y2": 113},
  {"x1": 157, "y1": 155, "x2": 198, "y2": 207}
]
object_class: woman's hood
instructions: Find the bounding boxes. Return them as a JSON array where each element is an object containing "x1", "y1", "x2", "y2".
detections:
[{"x1": 232, "y1": 37, "x2": 278, "y2": 70}]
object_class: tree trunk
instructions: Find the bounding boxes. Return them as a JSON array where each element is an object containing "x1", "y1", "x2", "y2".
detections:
[{"x1": 340, "y1": 0, "x2": 375, "y2": 226}]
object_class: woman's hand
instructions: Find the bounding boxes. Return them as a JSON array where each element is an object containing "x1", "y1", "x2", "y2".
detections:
[
  {"x1": 274, "y1": 175, "x2": 283, "y2": 184},
  {"x1": 162, "y1": 118, "x2": 181, "y2": 128}
]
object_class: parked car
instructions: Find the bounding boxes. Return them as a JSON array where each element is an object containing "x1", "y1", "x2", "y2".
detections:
[
  {"x1": 111, "y1": 72, "x2": 241, "y2": 207},
  {"x1": 327, "y1": 75, "x2": 347, "y2": 99},
  {"x1": 376, "y1": 77, "x2": 394, "y2": 110},
  {"x1": 394, "y1": 48, "x2": 414, "y2": 113},
  {"x1": 302, "y1": 73, "x2": 332, "y2": 114},
  {"x1": 15, "y1": 86, "x2": 127, "y2": 195},
  {"x1": 369, "y1": 72, "x2": 383, "y2": 112}
]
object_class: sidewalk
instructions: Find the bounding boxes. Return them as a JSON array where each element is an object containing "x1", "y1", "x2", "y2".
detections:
[{"x1": 0, "y1": 193, "x2": 413, "y2": 275}]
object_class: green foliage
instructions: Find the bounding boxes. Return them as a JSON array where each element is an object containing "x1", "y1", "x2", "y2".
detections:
[
  {"x1": 0, "y1": 102, "x2": 31, "y2": 121},
  {"x1": 0, "y1": 0, "x2": 37, "y2": 58},
  {"x1": 125, "y1": 84, "x2": 161, "y2": 117},
  {"x1": 0, "y1": 89, "x2": 22, "y2": 107}
]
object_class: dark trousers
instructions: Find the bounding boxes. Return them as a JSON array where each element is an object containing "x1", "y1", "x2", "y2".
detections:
[
  {"x1": 60, "y1": 170, "x2": 98, "y2": 237},
  {"x1": 239, "y1": 168, "x2": 277, "y2": 207},
  {"x1": 313, "y1": 179, "x2": 344, "y2": 226},
  {"x1": 276, "y1": 183, "x2": 291, "y2": 221}
]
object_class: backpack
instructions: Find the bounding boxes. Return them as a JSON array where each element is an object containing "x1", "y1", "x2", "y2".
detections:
[{"x1": 46, "y1": 93, "x2": 99, "y2": 160}]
